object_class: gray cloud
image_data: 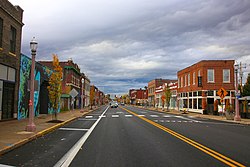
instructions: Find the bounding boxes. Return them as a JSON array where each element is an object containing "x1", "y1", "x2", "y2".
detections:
[{"x1": 10, "y1": 0, "x2": 250, "y2": 94}]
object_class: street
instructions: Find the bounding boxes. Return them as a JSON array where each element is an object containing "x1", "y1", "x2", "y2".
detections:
[{"x1": 0, "y1": 105, "x2": 249, "y2": 167}]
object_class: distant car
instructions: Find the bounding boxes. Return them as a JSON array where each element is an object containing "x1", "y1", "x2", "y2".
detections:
[
  {"x1": 110, "y1": 102, "x2": 118, "y2": 108},
  {"x1": 120, "y1": 102, "x2": 125, "y2": 106}
]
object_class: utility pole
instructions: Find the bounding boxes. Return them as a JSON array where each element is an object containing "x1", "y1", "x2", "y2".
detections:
[
  {"x1": 239, "y1": 62, "x2": 246, "y2": 93},
  {"x1": 234, "y1": 63, "x2": 241, "y2": 121}
]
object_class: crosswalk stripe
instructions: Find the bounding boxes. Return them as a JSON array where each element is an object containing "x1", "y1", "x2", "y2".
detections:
[
  {"x1": 125, "y1": 115, "x2": 133, "y2": 117},
  {"x1": 138, "y1": 115, "x2": 145, "y2": 117},
  {"x1": 150, "y1": 115, "x2": 159, "y2": 117},
  {"x1": 112, "y1": 115, "x2": 119, "y2": 118}
]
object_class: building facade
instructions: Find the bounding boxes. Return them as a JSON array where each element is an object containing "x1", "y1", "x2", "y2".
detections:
[
  {"x1": 129, "y1": 88, "x2": 148, "y2": 105},
  {"x1": 40, "y1": 58, "x2": 82, "y2": 111},
  {"x1": 81, "y1": 73, "x2": 90, "y2": 107},
  {"x1": 155, "y1": 81, "x2": 178, "y2": 109},
  {"x1": 0, "y1": 0, "x2": 23, "y2": 120},
  {"x1": 177, "y1": 60, "x2": 235, "y2": 114},
  {"x1": 18, "y1": 54, "x2": 53, "y2": 120},
  {"x1": 148, "y1": 79, "x2": 176, "y2": 107}
]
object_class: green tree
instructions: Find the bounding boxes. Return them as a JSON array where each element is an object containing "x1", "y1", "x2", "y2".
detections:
[
  {"x1": 47, "y1": 54, "x2": 62, "y2": 121},
  {"x1": 164, "y1": 84, "x2": 172, "y2": 111},
  {"x1": 242, "y1": 73, "x2": 250, "y2": 96}
]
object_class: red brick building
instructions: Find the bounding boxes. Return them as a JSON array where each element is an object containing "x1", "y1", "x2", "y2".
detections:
[
  {"x1": 177, "y1": 60, "x2": 235, "y2": 114},
  {"x1": 40, "y1": 58, "x2": 82, "y2": 110},
  {"x1": 0, "y1": 0, "x2": 23, "y2": 120},
  {"x1": 155, "y1": 81, "x2": 178, "y2": 109},
  {"x1": 148, "y1": 79, "x2": 176, "y2": 107},
  {"x1": 129, "y1": 88, "x2": 148, "y2": 105}
]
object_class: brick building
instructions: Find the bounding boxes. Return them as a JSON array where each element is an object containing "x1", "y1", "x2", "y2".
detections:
[
  {"x1": 148, "y1": 79, "x2": 176, "y2": 107},
  {"x1": 40, "y1": 58, "x2": 82, "y2": 111},
  {"x1": 81, "y1": 73, "x2": 90, "y2": 108},
  {"x1": 177, "y1": 60, "x2": 235, "y2": 114},
  {"x1": 0, "y1": 0, "x2": 23, "y2": 120},
  {"x1": 155, "y1": 81, "x2": 178, "y2": 109},
  {"x1": 129, "y1": 88, "x2": 148, "y2": 105}
]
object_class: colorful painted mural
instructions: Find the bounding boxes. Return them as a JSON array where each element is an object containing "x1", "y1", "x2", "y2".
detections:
[{"x1": 18, "y1": 54, "x2": 54, "y2": 120}]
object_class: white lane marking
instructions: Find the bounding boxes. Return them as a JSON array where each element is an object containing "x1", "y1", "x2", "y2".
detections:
[
  {"x1": 175, "y1": 116, "x2": 199, "y2": 122},
  {"x1": 163, "y1": 115, "x2": 172, "y2": 118},
  {"x1": 99, "y1": 115, "x2": 106, "y2": 118},
  {"x1": 59, "y1": 128, "x2": 89, "y2": 131},
  {"x1": 150, "y1": 115, "x2": 159, "y2": 117},
  {"x1": 125, "y1": 115, "x2": 133, "y2": 117},
  {"x1": 140, "y1": 111, "x2": 147, "y2": 114},
  {"x1": 112, "y1": 115, "x2": 119, "y2": 118},
  {"x1": 166, "y1": 120, "x2": 170, "y2": 122},
  {"x1": 116, "y1": 112, "x2": 123, "y2": 114},
  {"x1": 54, "y1": 106, "x2": 109, "y2": 167},
  {"x1": 85, "y1": 116, "x2": 93, "y2": 118},
  {"x1": 172, "y1": 121, "x2": 176, "y2": 123},
  {"x1": 78, "y1": 118, "x2": 98, "y2": 121},
  {"x1": 138, "y1": 115, "x2": 145, "y2": 117},
  {"x1": 0, "y1": 164, "x2": 15, "y2": 167},
  {"x1": 154, "y1": 120, "x2": 158, "y2": 122}
]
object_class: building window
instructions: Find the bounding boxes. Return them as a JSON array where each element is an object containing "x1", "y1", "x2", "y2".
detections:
[
  {"x1": 10, "y1": 26, "x2": 16, "y2": 54},
  {"x1": 185, "y1": 75, "x2": 187, "y2": 87},
  {"x1": 181, "y1": 76, "x2": 183, "y2": 88},
  {"x1": 188, "y1": 73, "x2": 190, "y2": 86},
  {"x1": 193, "y1": 72, "x2": 195, "y2": 85},
  {"x1": 178, "y1": 77, "x2": 180, "y2": 88},
  {"x1": 0, "y1": 18, "x2": 3, "y2": 48},
  {"x1": 207, "y1": 69, "x2": 214, "y2": 83},
  {"x1": 223, "y1": 69, "x2": 230, "y2": 83}
]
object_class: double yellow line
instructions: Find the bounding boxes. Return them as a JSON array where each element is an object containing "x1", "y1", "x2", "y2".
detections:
[{"x1": 122, "y1": 107, "x2": 245, "y2": 167}]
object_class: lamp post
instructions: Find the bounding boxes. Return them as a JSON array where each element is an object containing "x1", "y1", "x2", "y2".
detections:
[
  {"x1": 234, "y1": 64, "x2": 241, "y2": 121},
  {"x1": 81, "y1": 78, "x2": 85, "y2": 112},
  {"x1": 26, "y1": 37, "x2": 38, "y2": 132}
]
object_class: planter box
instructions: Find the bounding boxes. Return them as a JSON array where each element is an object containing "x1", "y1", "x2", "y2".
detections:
[{"x1": 225, "y1": 111, "x2": 234, "y2": 120}]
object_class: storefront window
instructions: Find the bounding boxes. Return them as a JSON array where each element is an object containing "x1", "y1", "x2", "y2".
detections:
[
  {"x1": 198, "y1": 98, "x2": 202, "y2": 109},
  {"x1": 193, "y1": 99, "x2": 197, "y2": 109}
]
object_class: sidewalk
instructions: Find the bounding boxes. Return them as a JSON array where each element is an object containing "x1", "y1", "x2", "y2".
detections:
[
  {"x1": 0, "y1": 107, "x2": 97, "y2": 155},
  {"x1": 139, "y1": 106, "x2": 250, "y2": 125}
]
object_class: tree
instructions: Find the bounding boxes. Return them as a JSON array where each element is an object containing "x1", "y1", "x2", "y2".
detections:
[
  {"x1": 90, "y1": 86, "x2": 95, "y2": 109},
  {"x1": 242, "y1": 73, "x2": 250, "y2": 96},
  {"x1": 47, "y1": 54, "x2": 62, "y2": 121},
  {"x1": 164, "y1": 84, "x2": 172, "y2": 111}
]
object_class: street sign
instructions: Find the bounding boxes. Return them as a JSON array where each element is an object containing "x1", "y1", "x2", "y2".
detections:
[
  {"x1": 217, "y1": 87, "x2": 228, "y2": 99},
  {"x1": 69, "y1": 88, "x2": 78, "y2": 98}
]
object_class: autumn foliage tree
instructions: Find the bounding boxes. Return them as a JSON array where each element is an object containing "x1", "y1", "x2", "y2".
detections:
[
  {"x1": 47, "y1": 54, "x2": 62, "y2": 121},
  {"x1": 90, "y1": 86, "x2": 95, "y2": 109},
  {"x1": 164, "y1": 84, "x2": 172, "y2": 111}
]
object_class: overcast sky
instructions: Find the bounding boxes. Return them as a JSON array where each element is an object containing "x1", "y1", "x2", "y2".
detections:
[{"x1": 9, "y1": 0, "x2": 250, "y2": 95}]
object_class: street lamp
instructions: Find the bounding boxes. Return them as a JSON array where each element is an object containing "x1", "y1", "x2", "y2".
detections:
[
  {"x1": 81, "y1": 78, "x2": 85, "y2": 112},
  {"x1": 234, "y1": 64, "x2": 241, "y2": 121},
  {"x1": 26, "y1": 37, "x2": 38, "y2": 132}
]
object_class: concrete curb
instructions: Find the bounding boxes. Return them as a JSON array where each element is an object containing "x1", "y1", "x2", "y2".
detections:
[{"x1": 0, "y1": 108, "x2": 98, "y2": 155}]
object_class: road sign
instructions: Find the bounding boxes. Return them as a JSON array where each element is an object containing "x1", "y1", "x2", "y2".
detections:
[
  {"x1": 69, "y1": 88, "x2": 78, "y2": 98},
  {"x1": 217, "y1": 87, "x2": 228, "y2": 99}
]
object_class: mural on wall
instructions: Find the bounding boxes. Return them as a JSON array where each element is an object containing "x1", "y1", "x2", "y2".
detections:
[
  {"x1": 18, "y1": 54, "x2": 53, "y2": 120},
  {"x1": 18, "y1": 54, "x2": 31, "y2": 119}
]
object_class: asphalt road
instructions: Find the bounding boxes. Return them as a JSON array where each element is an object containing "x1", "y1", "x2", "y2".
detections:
[{"x1": 0, "y1": 105, "x2": 249, "y2": 167}]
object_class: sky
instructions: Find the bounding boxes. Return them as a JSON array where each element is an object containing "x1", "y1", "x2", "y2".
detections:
[{"x1": 9, "y1": 0, "x2": 250, "y2": 95}]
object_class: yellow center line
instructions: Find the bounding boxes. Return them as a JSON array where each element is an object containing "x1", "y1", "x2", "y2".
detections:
[{"x1": 121, "y1": 107, "x2": 245, "y2": 167}]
